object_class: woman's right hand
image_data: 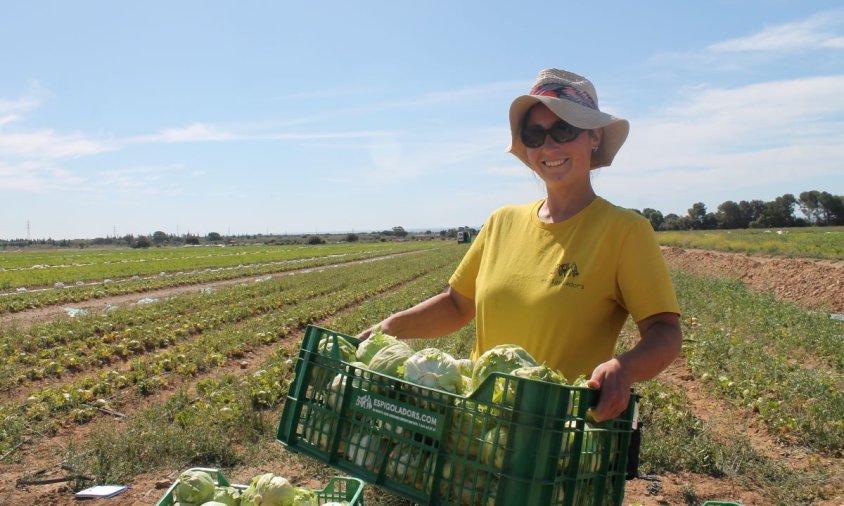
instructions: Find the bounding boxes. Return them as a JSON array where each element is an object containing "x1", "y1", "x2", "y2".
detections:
[
  {"x1": 357, "y1": 317, "x2": 392, "y2": 340},
  {"x1": 356, "y1": 325, "x2": 378, "y2": 340},
  {"x1": 355, "y1": 287, "x2": 474, "y2": 341}
]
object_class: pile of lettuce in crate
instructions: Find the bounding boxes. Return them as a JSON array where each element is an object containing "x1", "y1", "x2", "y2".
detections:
[
  {"x1": 155, "y1": 467, "x2": 365, "y2": 506},
  {"x1": 277, "y1": 325, "x2": 637, "y2": 506}
]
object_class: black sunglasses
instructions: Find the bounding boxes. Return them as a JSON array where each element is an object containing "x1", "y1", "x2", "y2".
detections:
[{"x1": 520, "y1": 121, "x2": 585, "y2": 148}]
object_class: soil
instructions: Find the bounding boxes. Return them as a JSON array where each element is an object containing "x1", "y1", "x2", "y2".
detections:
[
  {"x1": 1, "y1": 247, "x2": 843, "y2": 506},
  {"x1": 660, "y1": 247, "x2": 844, "y2": 314}
]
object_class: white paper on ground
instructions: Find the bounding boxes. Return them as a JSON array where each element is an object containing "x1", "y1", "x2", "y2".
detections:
[{"x1": 74, "y1": 485, "x2": 128, "y2": 498}]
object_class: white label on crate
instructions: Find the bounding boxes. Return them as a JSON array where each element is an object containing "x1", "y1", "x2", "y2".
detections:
[{"x1": 350, "y1": 390, "x2": 443, "y2": 438}]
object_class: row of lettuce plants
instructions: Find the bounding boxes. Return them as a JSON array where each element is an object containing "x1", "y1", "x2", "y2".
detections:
[
  {"x1": 0, "y1": 251, "x2": 430, "y2": 389},
  {"x1": 0, "y1": 243, "x2": 395, "y2": 270},
  {"x1": 59, "y1": 251, "x2": 464, "y2": 485},
  {"x1": 0, "y1": 245, "x2": 467, "y2": 459},
  {"x1": 0, "y1": 244, "x2": 433, "y2": 314},
  {"x1": 0, "y1": 243, "x2": 426, "y2": 287},
  {"x1": 673, "y1": 270, "x2": 844, "y2": 457}
]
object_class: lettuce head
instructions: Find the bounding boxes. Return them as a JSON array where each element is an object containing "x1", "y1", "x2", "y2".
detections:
[
  {"x1": 173, "y1": 469, "x2": 216, "y2": 504},
  {"x1": 403, "y1": 348, "x2": 462, "y2": 393},
  {"x1": 241, "y1": 473, "x2": 295, "y2": 506},
  {"x1": 471, "y1": 345, "x2": 537, "y2": 390}
]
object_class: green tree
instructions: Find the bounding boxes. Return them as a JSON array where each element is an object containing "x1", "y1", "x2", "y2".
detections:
[
  {"x1": 133, "y1": 236, "x2": 152, "y2": 249},
  {"x1": 686, "y1": 202, "x2": 716, "y2": 230},
  {"x1": 752, "y1": 194, "x2": 798, "y2": 228},
  {"x1": 798, "y1": 190, "x2": 823, "y2": 224},
  {"x1": 716, "y1": 201, "x2": 744, "y2": 229},
  {"x1": 185, "y1": 235, "x2": 200, "y2": 245},
  {"x1": 345, "y1": 233, "x2": 359, "y2": 242},
  {"x1": 152, "y1": 231, "x2": 168, "y2": 245},
  {"x1": 207, "y1": 232, "x2": 222, "y2": 242},
  {"x1": 392, "y1": 226, "x2": 408, "y2": 237},
  {"x1": 818, "y1": 191, "x2": 844, "y2": 225},
  {"x1": 642, "y1": 208, "x2": 664, "y2": 230},
  {"x1": 659, "y1": 213, "x2": 685, "y2": 230},
  {"x1": 739, "y1": 200, "x2": 765, "y2": 228}
]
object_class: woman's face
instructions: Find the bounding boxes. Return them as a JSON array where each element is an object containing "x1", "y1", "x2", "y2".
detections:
[{"x1": 523, "y1": 104, "x2": 600, "y2": 192}]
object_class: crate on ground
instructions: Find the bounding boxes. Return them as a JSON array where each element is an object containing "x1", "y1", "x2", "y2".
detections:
[
  {"x1": 702, "y1": 502, "x2": 743, "y2": 506},
  {"x1": 277, "y1": 325, "x2": 637, "y2": 506},
  {"x1": 154, "y1": 467, "x2": 365, "y2": 506}
]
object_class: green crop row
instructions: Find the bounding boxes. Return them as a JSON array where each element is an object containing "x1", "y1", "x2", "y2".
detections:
[
  {"x1": 0, "y1": 242, "x2": 431, "y2": 290},
  {"x1": 0, "y1": 245, "x2": 468, "y2": 459},
  {"x1": 0, "y1": 246, "x2": 431, "y2": 315},
  {"x1": 0, "y1": 253, "x2": 420, "y2": 390},
  {"x1": 673, "y1": 270, "x2": 844, "y2": 456},
  {"x1": 0, "y1": 244, "x2": 310, "y2": 269},
  {"x1": 657, "y1": 227, "x2": 844, "y2": 259},
  {"x1": 55, "y1": 248, "x2": 465, "y2": 487},
  {"x1": 0, "y1": 242, "x2": 415, "y2": 272},
  {"x1": 634, "y1": 377, "x2": 831, "y2": 506}
]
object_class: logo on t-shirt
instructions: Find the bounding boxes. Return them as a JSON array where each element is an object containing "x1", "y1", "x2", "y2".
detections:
[{"x1": 550, "y1": 262, "x2": 584, "y2": 289}]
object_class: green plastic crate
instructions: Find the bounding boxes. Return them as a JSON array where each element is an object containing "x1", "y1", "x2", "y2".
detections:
[
  {"x1": 154, "y1": 467, "x2": 366, "y2": 506},
  {"x1": 277, "y1": 325, "x2": 636, "y2": 506},
  {"x1": 702, "y1": 502, "x2": 742, "y2": 506}
]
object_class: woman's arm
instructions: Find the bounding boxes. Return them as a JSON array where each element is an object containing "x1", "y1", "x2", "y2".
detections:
[
  {"x1": 358, "y1": 286, "x2": 475, "y2": 339},
  {"x1": 586, "y1": 312, "x2": 682, "y2": 421}
]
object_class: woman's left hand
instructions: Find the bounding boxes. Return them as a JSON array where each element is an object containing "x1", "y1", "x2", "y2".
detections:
[
  {"x1": 587, "y1": 313, "x2": 683, "y2": 421},
  {"x1": 585, "y1": 358, "x2": 631, "y2": 422}
]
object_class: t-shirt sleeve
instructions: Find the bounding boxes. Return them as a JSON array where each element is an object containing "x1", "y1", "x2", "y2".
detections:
[
  {"x1": 448, "y1": 218, "x2": 489, "y2": 300},
  {"x1": 616, "y1": 218, "x2": 681, "y2": 321}
]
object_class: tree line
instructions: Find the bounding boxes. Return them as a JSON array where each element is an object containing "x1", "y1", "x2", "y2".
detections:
[
  {"x1": 636, "y1": 190, "x2": 844, "y2": 231},
  {"x1": 3, "y1": 190, "x2": 841, "y2": 248}
]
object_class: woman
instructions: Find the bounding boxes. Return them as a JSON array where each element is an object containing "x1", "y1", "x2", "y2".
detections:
[{"x1": 360, "y1": 68, "x2": 682, "y2": 422}]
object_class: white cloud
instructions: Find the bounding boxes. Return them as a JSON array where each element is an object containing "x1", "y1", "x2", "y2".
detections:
[
  {"x1": 0, "y1": 129, "x2": 114, "y2": 159},
  {"x1": 0, "y1": 160, "x2": 87, "y2": 192},
  {"x1": 89, "y1": 164, "x2": 187, "y2": 197},
  {"x1": 0, "y1": 95, "x2": 40, "y2": 115},
  {"x1": 0, "y1": 114, "x2": 21, "y2": 127},
  {"x1": 355, "y1": 128, "x2": 508, "y2": 186},
  {"x1": 137, "y1": 122, "x2": 238, "y2": 143},
  {"x1": 128, "y1": 121, "x2": 395, "y2": 144},
  {"x1": 627, "y1": 75, "x2": 844, "y2": 161},
  {"x1": 0, "y1": 86, "x2": 113, "y2": 160},
  {"x1": 602, "y1": 75, "x2": 844, "y2": 213},
  {"x1": 709, "y1": 9, "x2": 844, "y2": 53}
]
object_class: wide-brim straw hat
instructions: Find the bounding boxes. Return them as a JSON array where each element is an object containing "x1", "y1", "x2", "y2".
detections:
[{"x1": 507, "y1": 68, "x2": 629, "y2": 170}]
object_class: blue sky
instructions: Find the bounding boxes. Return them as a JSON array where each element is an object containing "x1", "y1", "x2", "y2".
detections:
[{"x1": 1, "y1": 1, "x2": 842, "y2": 240}]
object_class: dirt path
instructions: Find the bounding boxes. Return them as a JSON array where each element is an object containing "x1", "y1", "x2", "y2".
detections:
[{"x1": 661, "y1": 247, "x2": 844, "y2": 313}]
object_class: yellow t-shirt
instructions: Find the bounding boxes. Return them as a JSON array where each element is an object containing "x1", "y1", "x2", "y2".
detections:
[{"x1": 449, "y1": 197, "x2": 681, "y2": 381}]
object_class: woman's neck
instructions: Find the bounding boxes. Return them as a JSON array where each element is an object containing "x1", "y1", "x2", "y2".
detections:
[{"x1": 538, "y1": 187, "x2": 597, "y2": 223}]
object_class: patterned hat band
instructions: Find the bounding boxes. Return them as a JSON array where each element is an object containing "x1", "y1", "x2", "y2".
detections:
[{"x1": 529, "y1": 83, "x2": 598, "y2": 110}]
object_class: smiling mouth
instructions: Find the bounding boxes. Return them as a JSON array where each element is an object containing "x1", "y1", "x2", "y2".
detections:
[{"x1": 543, "y1": 159, "x2": 568, "y2": 168}]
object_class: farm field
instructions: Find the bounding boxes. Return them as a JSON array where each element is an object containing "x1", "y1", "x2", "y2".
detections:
[
  {"x1": 656, "y1": 226, "x2": 844, "y2": 260},
  {"x1": 0, "y1": 242, "x2": 430, "y2": 315},
  {"x1": 0, "y1": 236, "x2": 842, "y2": 506}
]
